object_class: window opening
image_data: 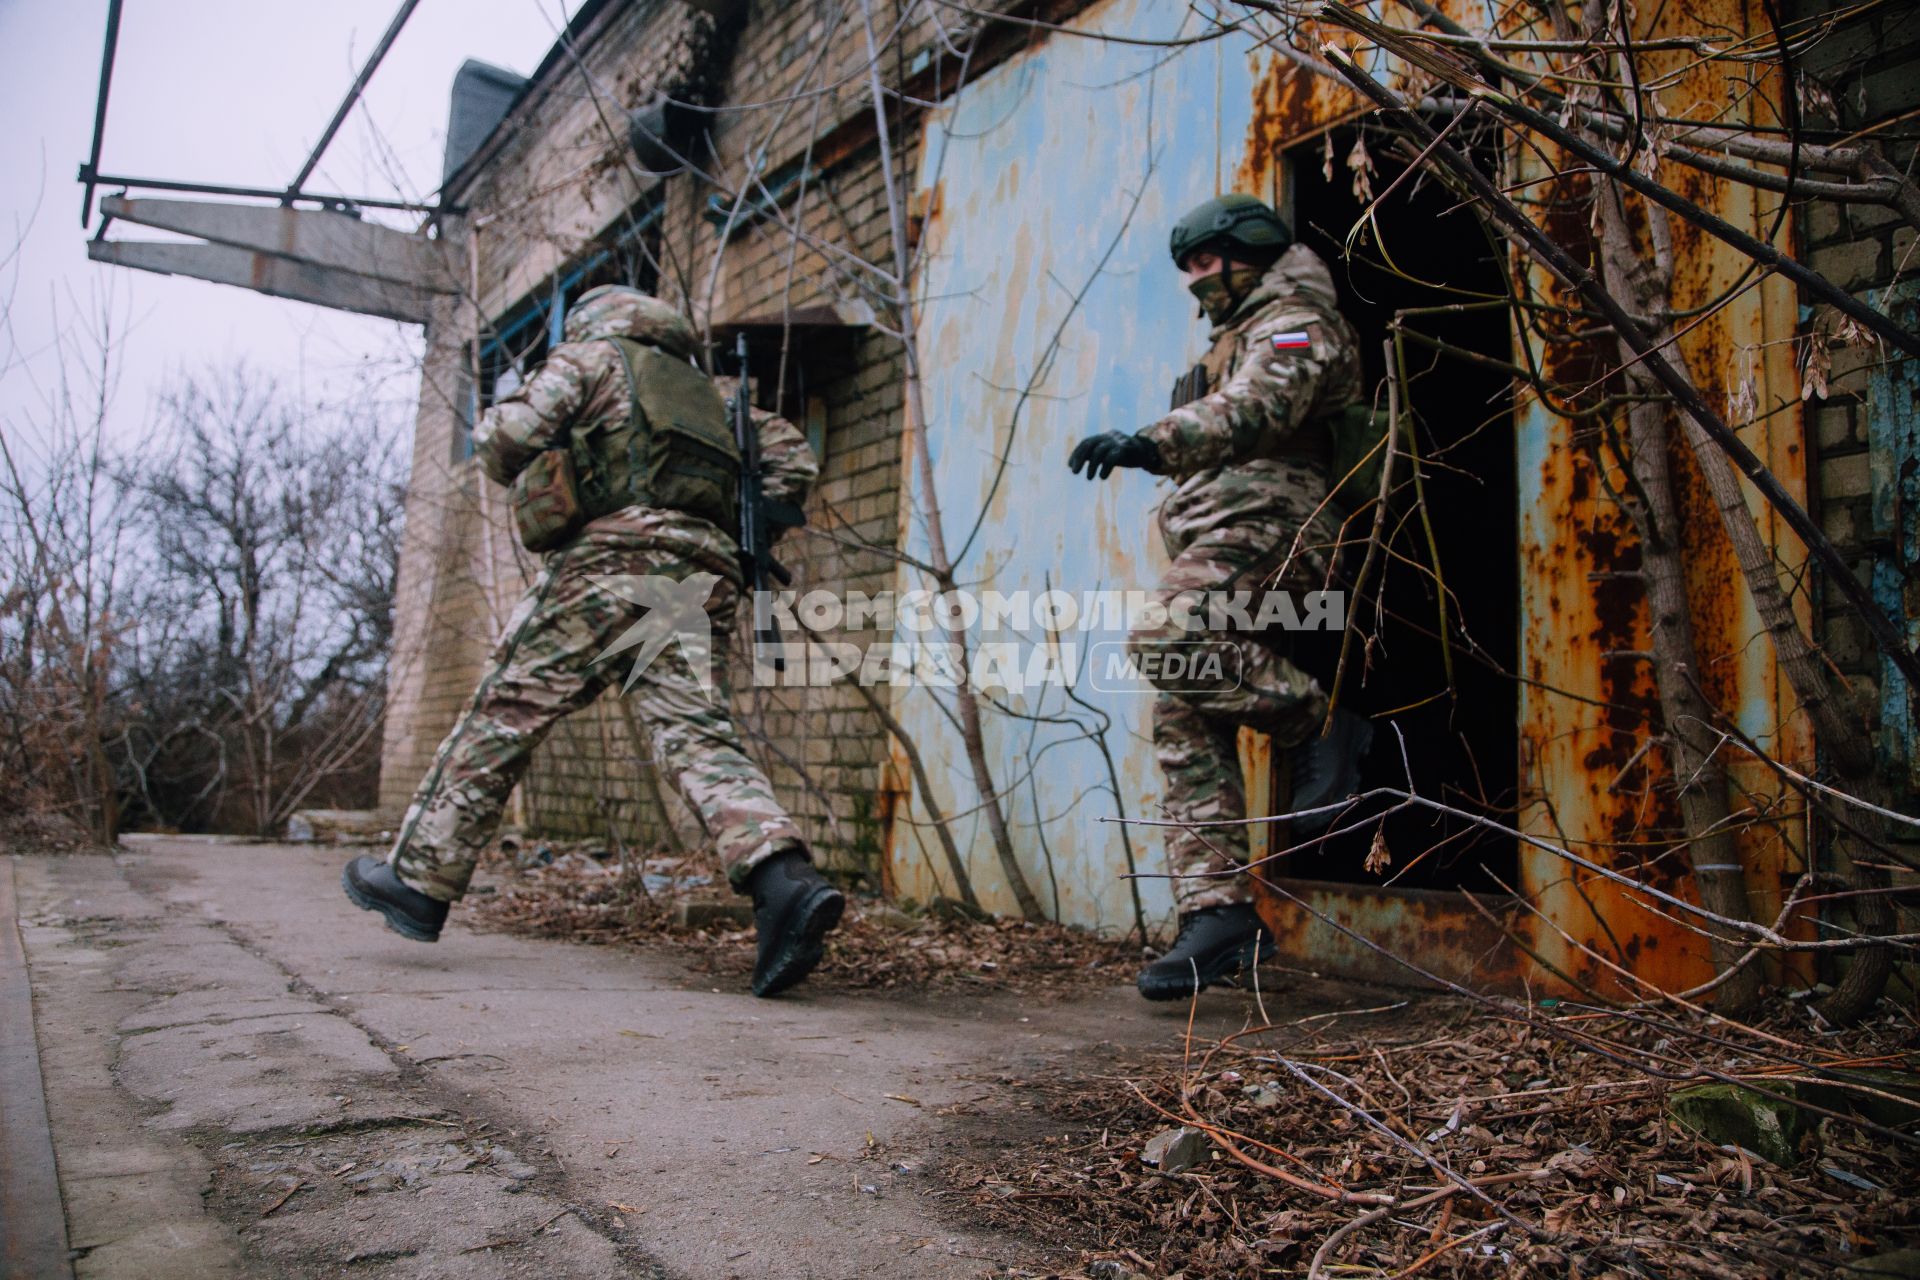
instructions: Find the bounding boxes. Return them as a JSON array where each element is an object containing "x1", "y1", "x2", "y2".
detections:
[
  {"x1": 474, "y1": 199, "x2": 665, "y2": 415},
  {"x1": 712, "y1": 309, "x2": 868, "y2": 470}
]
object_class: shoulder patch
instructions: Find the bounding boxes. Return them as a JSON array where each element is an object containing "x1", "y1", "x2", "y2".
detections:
[{"x1": 1269, "y1": 320, "x2": 1329, "y2": 358}]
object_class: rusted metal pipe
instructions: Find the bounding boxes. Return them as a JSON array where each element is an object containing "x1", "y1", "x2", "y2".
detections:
[{"x1": 84, "y1": 171, "x2": 448, "y2": 215}]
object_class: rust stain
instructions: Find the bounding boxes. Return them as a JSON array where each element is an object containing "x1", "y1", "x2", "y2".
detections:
[
  {"x1": 1238, "y1": 727, "x2": 1276, "y2": 868},
  {"x1": 1520, "y1": 275, "x2": 1706, "y2": 991},
  {"x1": 1505, "y1": 0, "x2": 1811, "y2": 999},
  {"x1": 876, "y1": 750, "x2": 911, "y2": 900},
  {"x1": 1236, "y1": 36, "x2": 1364, "y2": 199},
  {"x1": 1252, "y1": 875, "x2": 1526, "y2": 991},
  {"x1": 1228, "y1": 0, "x2": 1810, "y2": 1000},
  {"x1": 907, "y1": 180, "x2": 943, "y2": 255},
  {"x1": 1497, "y1": 156, "x2": 1707, "y2": 996}
]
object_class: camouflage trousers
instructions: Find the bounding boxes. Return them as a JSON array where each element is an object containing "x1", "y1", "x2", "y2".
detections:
[
  {"x1": 1131, "y1": 516, "x2": 1334, "y2": 913},
  {"x1": 388, "y1": 534, "x2": 804, "y2": 903}
]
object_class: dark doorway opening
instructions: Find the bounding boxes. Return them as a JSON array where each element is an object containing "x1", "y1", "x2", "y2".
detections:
[{"x1": 1275, "y1": 125, "x2": 1520, "y2": 893}]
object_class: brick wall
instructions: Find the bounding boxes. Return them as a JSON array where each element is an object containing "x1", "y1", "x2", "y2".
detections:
[
  {"x1": 1793, "y1": 0, "x2": 1919, "y2": 977},
  {"x1": 378, "y1": 293, "x2": 514, "y2": 814},
  {"x1": 380, "y1": 0, "x2": 947, "y2": 883},
  {"x1": 1796, "y1": 4, "x2": 1918, "y2": 802},
  {"x1": 1803, "y1": 199, "x2": 1908, "y2": 716}
]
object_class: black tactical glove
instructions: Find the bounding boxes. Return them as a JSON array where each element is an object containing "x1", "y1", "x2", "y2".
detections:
[{"x1": 1067, "y1": 432, "x2": 1162, "y2": 480}]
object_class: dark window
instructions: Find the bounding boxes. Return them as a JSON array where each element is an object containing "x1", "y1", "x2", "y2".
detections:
[{"x1": 475, "y1": 289, "x2": 554, "y2": 418}]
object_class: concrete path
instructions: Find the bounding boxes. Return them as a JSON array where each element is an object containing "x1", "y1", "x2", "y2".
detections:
[
  {"x1": 8, "y1": 839, "x2": 1341, "y2": 1279},
  {"x1": 1, "y1": 860, "x2": 73, "y2": 1279}
]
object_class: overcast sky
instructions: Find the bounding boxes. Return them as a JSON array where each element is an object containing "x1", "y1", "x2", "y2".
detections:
[{"x1": 0, "y1": 0, "x2": 572, "y2": 459}]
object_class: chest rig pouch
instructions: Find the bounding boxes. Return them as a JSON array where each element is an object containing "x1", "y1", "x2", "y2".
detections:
[
  {"x1": 508, "y1": 448, "x2": 585, "y2": 552},
  {"x1": 1166, "y1": 322, "x2": 1383, "y2": 507},
  {"x1": 509, "y1": 338, "x2": 739, "y2": 552}
]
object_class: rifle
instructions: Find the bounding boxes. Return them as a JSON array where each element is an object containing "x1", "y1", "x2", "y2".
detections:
[{"x1": 731, "y1": 333, "x2": 801, "y2": 669}]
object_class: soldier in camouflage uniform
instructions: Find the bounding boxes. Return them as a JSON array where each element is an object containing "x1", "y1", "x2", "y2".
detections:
[
  {"x1": 1069, "y1": 195, "x2": 1374, "y2": 1000},
  {"x1": 344, "y1": 285, "x2": 844, "y2": 998}
]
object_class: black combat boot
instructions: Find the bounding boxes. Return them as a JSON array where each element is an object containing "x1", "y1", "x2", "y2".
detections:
[
  {"x1": 342, "y1": 855, "x2": 449, "y2": 943},
  {"x1": 1289, "y1": 707, "x2": 1375, "y2": 836},
  {"x1": 745, "y1": 849, "x2": 845, "y2": 997},
  {"x1": 1136, "y1": 904, "x2": 1275, "y2": 1001}
]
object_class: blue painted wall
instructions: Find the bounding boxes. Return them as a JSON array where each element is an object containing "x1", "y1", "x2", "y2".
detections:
[
  {"x1": 894, "y1": 0, "x2": 1260, "y2": 928},
  {"x1": 1867, "y1": 293, "x2": 1919, "y2": 793}
]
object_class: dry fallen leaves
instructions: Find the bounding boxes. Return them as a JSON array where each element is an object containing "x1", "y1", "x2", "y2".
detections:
[
  {"x1": 941, "y1": 999, "x2": 1919, "y2": 1279},
  {"x1": 465, "y1": 847, "x2": 1139, "y2": 998}
]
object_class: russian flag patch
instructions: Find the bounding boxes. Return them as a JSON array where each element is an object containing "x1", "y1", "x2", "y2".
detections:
[{"x1": 1270, "y1": 331, "x2": 1314, "y2": 352}]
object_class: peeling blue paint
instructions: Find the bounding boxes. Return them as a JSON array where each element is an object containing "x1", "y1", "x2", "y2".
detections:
[
  {"x1": 1865, "y1": 291, "x2": 1920, "y2": 794},
  {"x1": 897, "y1": 0, "x2": 1259, "y2": 928}
]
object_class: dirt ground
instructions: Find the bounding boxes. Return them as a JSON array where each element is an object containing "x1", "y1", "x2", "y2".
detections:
[
  {"x1": 457, "y1": 848, "x2": 1920, "y2": 1277},
  {"x1": 933, "y1": 1002, "x2": 1920, "y2": 1278},
  {"x1": 459, "y1": 845, "x2": 1148, "y2": 999}
]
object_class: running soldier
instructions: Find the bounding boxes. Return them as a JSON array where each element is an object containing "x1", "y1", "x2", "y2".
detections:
[
  {"x1": 1068, "y1": 195, "x2": 1374, "y2": 1000},
  {"x1": 344, "y1": 286, "x2": 842, "y2": 998}
]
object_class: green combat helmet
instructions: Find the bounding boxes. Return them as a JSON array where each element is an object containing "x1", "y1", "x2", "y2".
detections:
[
  {"x1": 562, "y1": 285, "x2": 698, "y2": 359},
  {"x1": 1168, "y1": 193, "x2": 1293, "y2": 270}
]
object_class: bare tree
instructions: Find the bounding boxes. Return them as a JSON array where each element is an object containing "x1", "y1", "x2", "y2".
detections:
[
  {"x1": 113, "y1": 367, "x2": 402, "y2": 836},
  {"x1": 0, "y1": 279, "x2": 131, "y2": 845}
]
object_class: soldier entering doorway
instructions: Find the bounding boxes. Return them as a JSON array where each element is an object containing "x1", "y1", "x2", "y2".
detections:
[{"x1": 1069, "y1": 194, "x2": 1375, "y2": 1000}]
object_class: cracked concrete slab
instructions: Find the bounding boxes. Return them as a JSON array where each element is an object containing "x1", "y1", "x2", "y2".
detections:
[
  {"x1": 205, "y1": 1123, "x2": 641, "y2": 1279},
  {"x1": 13, "y1": 851, "x2": 665, "y2": 1278},
  {"x1": 52, "y1": 888, "x2": 416, "y2": 1136},
  {"x1": 117, "y1": 1011, "x2": 401, "y2": 1133},
  {"x1": 14, "y1": 855, "x2": 249, "y2": 1280},
  {"x1": 116, "y1": 990, "x2": 329, "y2": 1035},
  {"x1": 107, "y1": 938, "x2": 292, "y2": 996}
]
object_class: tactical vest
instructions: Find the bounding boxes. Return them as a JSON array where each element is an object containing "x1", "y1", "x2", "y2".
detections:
[
  {"x1": 510, "y1": 338, "x2": 739, "y2": 552},
  {"x1": 1169, "y1": 321, "x2": 1386, "y2": 510}
]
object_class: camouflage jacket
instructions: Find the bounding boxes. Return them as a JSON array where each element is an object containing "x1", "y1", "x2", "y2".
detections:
[
  {"x1": 1139, "y1": 245, "x2": 1362, "y2": 548},
  {"x1": 475, "y1": 342, "x2": 818, "y2": 573}
]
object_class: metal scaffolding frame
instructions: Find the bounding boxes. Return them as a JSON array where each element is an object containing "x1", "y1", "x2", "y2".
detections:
[{"x1": 77, "y1": 0, "x2": 445, "y2": 229}]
